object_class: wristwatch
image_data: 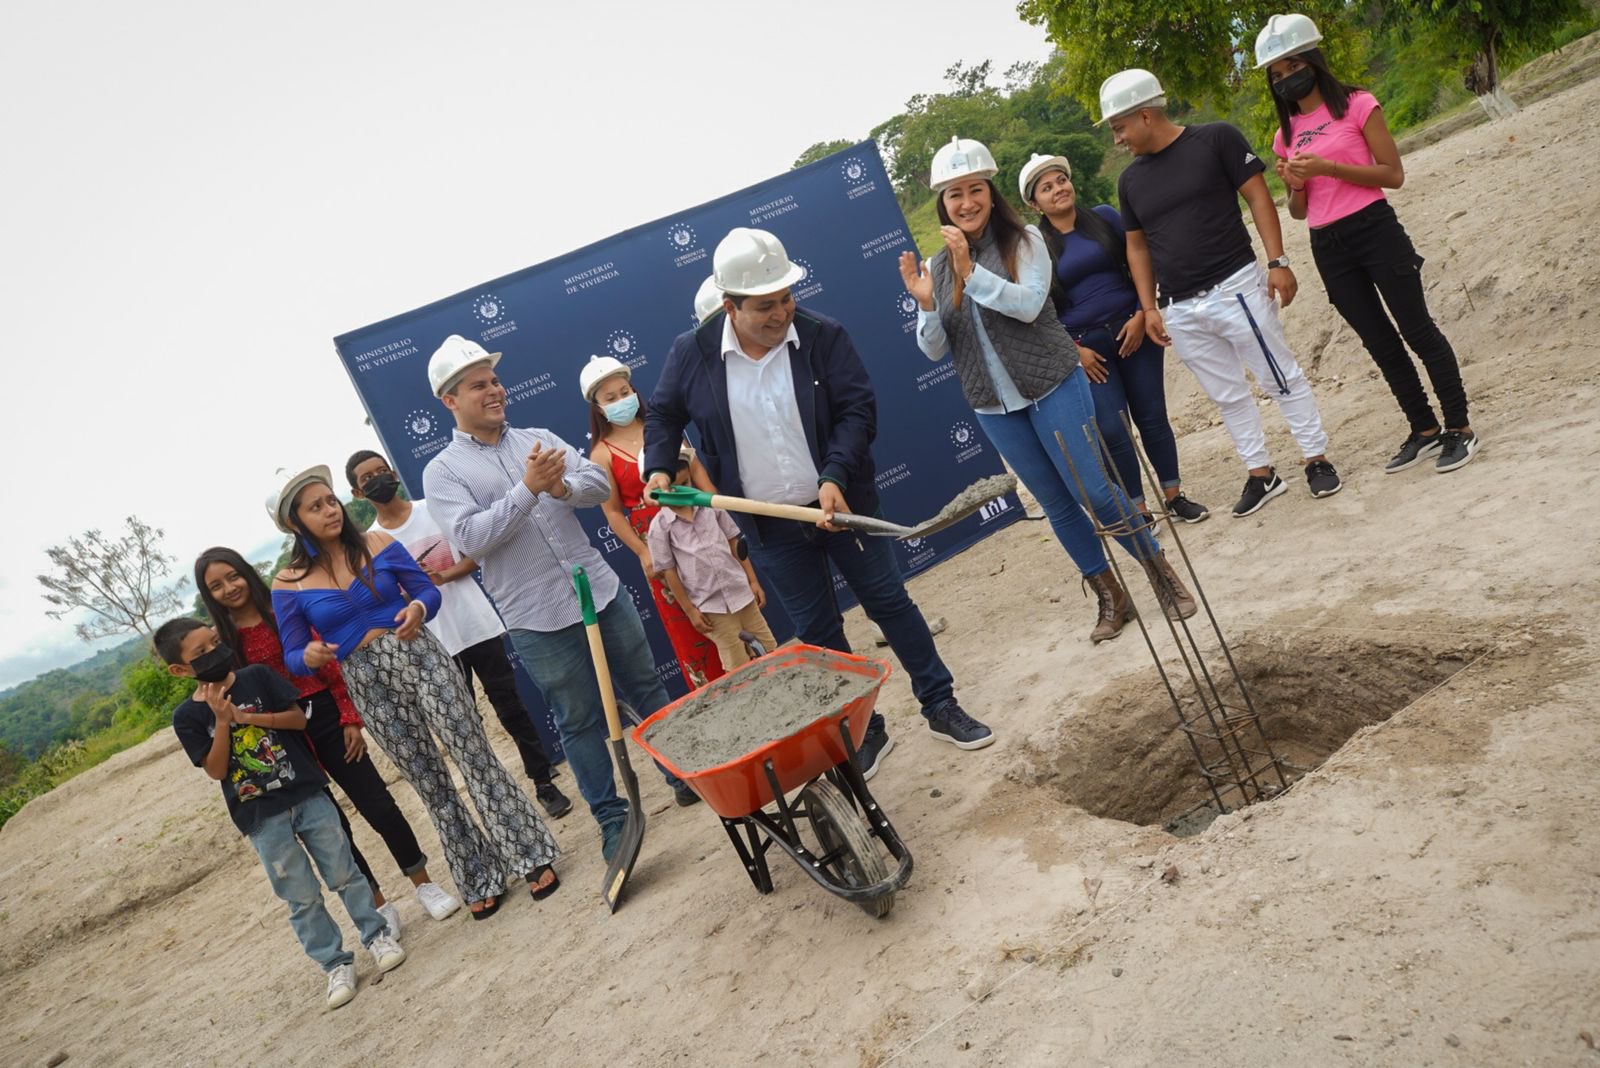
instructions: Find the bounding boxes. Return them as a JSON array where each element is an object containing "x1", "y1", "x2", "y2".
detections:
[{"x1": 1266, "y1": 256, "x2": 1291, "y2": 270}]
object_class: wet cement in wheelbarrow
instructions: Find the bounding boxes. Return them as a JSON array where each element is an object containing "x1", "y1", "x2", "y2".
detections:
[{"x1": 641, "y1": 661, "x2": 882, "y2": 773}]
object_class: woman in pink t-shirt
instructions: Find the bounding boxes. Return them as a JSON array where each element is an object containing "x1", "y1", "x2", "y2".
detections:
[{"x1": 1261, "y1": 16, "x2": 1479, "y2": 475}]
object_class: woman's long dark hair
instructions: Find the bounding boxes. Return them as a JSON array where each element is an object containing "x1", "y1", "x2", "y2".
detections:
[
  {"x1": 1269, "y1": 47, "x2": 1362, "y2": 155},
  {"x1": 588, "y1": 389, "x2": 648, "y2": 455},
  {"x1": 1036, "y1": 198, "x2": 1131, "y2": 315},
  {"x1": 936, "y1": 179, "x2": 1027, "y2": 283},
  {"x1": 194, "y1": 546, "x2": 277, "y2": 670},
  {"x1": 284, "y1": 482, "x2": 378, "y2": 595}
]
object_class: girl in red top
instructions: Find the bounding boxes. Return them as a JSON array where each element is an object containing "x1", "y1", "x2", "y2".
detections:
[
  {"x1": 581, "y1": 357, "x2": 726, "y2": 690},
  {"x1": 194, "y1": 546, "x2": 461, "y2": 930},
  {"x1": 1261, "y1": 14, "x2": 1479, "y2": 475}
]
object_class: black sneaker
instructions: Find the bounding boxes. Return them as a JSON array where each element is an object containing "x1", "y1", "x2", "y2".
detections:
[
  {"x1": 1384, "y1": 431, "x2": 1443, "y2": 473},
  {"x1": 1167, "y1": 494, "x2": 1210, "y2": 523},
  {"x1": 1305, "y1": 460, "x2": 1342, "y2": 498},
  {"x1": 926, "y1": 701, "x2": 996, "y2": 750},
  {"x1": 535, "y1": 781, "x2": 573, "y2": 819},
  {"x1": 672, "y1": 783, "x2": 702, "y2": 807},
  {"x1": 1434, "y1": 430, "x2": 1479, "y2": 473},
  {"x1": 855, "y1": 726, "x2": 895, "y2": 781},
  {"x1": 1232, "y1": 470, "x2": 1287, "y2": 517}
]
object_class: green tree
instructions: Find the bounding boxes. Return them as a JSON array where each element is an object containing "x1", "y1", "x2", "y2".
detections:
[
  {"x1": 1016, "y1": 0, "x2": 1362, "y2": 120},
  {"x1": 1382, "y1": 0, "x2": 1586, "y2": 111},
  {"x1": 37, "y1": 516, "x2": 187, "y2": 643},
  {"x1": 792, "y1": 139, "x2": 855, "y2": 168}
]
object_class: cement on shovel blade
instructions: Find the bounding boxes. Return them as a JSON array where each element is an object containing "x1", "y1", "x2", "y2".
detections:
[{"x1": 831, "y1": 474, "x2": 1017, "y2": 540}]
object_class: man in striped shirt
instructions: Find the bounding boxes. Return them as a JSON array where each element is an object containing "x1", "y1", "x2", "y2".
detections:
[{"x1": 423, "y1": 337, "x2": 698, "y2": 863}]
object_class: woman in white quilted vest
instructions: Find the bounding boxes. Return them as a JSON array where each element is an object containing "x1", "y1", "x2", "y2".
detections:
[{"x1": 897, "y1": 136, "x2": 1197, "y2": 645}]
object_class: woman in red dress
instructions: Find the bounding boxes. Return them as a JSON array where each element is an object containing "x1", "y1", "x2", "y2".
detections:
[{"x1": 581, "y1": 356, "x2": 725, "y2": 690}]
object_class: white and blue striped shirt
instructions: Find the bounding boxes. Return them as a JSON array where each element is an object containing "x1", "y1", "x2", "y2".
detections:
[{"x1": 423, "y1": 425, "x2": 617, "y2": 633}]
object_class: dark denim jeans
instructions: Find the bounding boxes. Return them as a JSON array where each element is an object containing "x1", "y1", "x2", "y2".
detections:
[
  {"x1": 1074, "y1": 323, "x2": 1183, "y2": 502},
  {"x1": 509, "y1": 594, "x2": 677, "y2": 831},
  {"x1": 1310, "y1": 199, "x2": 1469, "y2": 432},
  {"x1": 748, "y1": 516, "x2": 955, "y2": 734}
]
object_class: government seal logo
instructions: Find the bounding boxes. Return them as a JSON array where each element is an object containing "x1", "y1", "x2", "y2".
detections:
[{"x1": 471, "y1": 293, "x2": 505, "y2": 325}]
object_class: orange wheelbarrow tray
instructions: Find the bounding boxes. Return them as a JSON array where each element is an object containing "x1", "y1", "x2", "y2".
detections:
[{"x1": 630, "y1": 644, "x2": 914, "y2": 917}]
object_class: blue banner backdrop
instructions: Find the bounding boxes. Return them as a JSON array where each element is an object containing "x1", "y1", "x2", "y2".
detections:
[{"x1": 332, "y1": 142, "x2": 1021, "y2": 758}]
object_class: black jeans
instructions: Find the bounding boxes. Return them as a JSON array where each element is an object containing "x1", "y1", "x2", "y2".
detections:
[
  {"x1": 301, "y1": 689, "x2": 428, "y2": 894},
  {"x1": 1309, "y1": 199, "x2": 1469, "y2": 432},
  {"x1": 455, "y1": 636, "x2": 554, "y2": 784}
]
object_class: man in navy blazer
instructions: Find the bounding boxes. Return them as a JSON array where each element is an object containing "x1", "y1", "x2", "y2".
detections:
[{"x1": 644, "y1": 227, "x2": 994, "y2": 778}]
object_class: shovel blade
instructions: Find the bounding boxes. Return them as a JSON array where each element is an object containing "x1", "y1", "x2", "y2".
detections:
[
  {"x1": 601, "y1": 737, "x2": 646, "y2": 913},
  {"x1": 828, "y1": 512, "x2": 915, "y2": 538}
]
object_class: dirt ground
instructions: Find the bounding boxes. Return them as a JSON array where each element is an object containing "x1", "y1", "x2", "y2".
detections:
[{"x1": 5, "y1": 71, "x2": 1600, "y2": 1068}]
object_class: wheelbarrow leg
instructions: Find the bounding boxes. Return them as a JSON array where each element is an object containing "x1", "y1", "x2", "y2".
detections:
[{"x1": 721, "y1": 817, "x2": 773, "y2": 894}]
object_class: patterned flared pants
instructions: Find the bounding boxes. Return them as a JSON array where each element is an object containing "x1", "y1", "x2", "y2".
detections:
[{"x1": 341, "y1": 630, "x2": 559, "y2": 903}]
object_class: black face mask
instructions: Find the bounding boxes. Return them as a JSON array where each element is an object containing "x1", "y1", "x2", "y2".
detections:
[
  {"x1": 1273, "y1": 68, "x2": 1318, "y2": 103},
  {"x1": 362, "y1": 473, "x2": 401, "y2": 504},
  {"x1": 189, "y1": 644, "x2": 236, "y2": 684}
]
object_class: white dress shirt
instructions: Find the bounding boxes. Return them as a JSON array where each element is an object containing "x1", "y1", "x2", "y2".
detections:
[{"x1": 721, "y1": 315, "x2": 822, "y2": 506}]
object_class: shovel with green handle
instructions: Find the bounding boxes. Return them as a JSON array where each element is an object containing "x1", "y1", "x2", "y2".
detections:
[
  {"x1": 572, "y1": 565, "x2": 645, "y2": 913},
  {"x1": 647, "y1": 474, "x2": 1016, "y2": 540}
]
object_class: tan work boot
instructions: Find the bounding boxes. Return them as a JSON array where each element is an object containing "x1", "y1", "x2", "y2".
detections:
[
  {"x1": 1140, "y1": 551, "x2": 1198, "y2": 621},
  {"x1": 1083, "y1": 570, "x2": 1131, "y2": 643}
]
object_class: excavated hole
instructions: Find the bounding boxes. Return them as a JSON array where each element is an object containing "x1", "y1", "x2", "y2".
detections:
[{"x1": 1040, "y1": 634, "x2": 1484, "y2": 836}]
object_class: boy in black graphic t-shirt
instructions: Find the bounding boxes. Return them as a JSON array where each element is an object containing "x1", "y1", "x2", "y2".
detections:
[
  {"x1": 160, "y1": 617, "x2": 408, "y2": 1009},
  {"x1": 1102, "y1": 68, "x2": 1342, "y2": 517}
]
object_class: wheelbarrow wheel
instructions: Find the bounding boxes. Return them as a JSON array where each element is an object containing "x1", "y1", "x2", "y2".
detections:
[{"x1": 800, "y1": 779, "x2": 894, "y2": 918}]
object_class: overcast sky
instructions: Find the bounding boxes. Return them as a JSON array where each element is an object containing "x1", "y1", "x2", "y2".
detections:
[{"x1": 0, "y1": 0, "x2": 1052, "y2": 689}]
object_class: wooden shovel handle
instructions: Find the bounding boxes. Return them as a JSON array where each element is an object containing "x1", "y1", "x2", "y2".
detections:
[
  {"x1": 585, "y1": 622, "x2": 624, "y2": 743},
  {"x1": 707, "y1": 494, "x2": 830, "y2": 524}
]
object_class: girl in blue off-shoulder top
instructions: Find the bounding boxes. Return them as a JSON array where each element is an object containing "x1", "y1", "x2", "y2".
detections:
[{"x1": 269, "y1": 465, "x2": 560, "y2": 918}]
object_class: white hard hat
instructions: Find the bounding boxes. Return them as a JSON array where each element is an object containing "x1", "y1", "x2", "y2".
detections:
[
  {"x1": 579, "y1": 355, "x2": 630, "y2": 402},
  {"x1": 267, "y1": 464, "x2": 334, "y2": 534},
  {"x1": 693, "y1": 275, "x2": 723, "y2": 323},
  {"x1": 929, "y1": 137, "x2": 998, "y2": 193},
  {"x1": 712, "y1": 227, "x2": 806, "y2": 297},
  {"x1": 428, "y1": 334, "x2": 501, "y2": 398},
  {"x1": 1019, "y1": 153, "x2": 1072, "y2": 202},
  {"x1": 1097, "y1": 69, "x2": 1166, "y2": 125},
  {"x1": 1255, "y1": 13, "x2": 1323, "y2": 68}
]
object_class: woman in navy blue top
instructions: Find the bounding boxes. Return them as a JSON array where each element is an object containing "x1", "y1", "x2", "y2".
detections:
[
  {"x1": 269, "y1": 465, "x2": 560, "y2": 918},
  {"x1": 1023, "y1": 154, "x2": 1210, "y2": 525}
]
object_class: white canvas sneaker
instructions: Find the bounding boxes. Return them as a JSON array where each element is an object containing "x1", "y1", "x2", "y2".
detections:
[
  {"x1": 326, "y1": 963, "x2": 357, "y2": 1009},
  {"x1": 415, "y1": 881, "x2": 461, "y2": 920},
  {"x1": 377, "y1": 901, "x2": 402, "y2": 940},
  {"x1": 367, "y1": 933, "x2": 406, "y2": 973}
]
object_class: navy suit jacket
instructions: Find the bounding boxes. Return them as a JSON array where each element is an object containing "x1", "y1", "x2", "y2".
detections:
[{"x1": 644, "y1": 307, "x2": 880, "y2": 541}]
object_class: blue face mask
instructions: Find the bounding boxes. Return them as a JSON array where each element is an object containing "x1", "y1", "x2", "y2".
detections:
[{"x1": 602, "y1": 394, "x2": 640, "y2": 426}]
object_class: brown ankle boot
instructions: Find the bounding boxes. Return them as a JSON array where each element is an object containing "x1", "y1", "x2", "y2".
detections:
[
  {"x1": 1084, "y1": 570, "x2": 1131, "y2": 643},
  {"x1": 1140, "y1": 551, "x2": 1198, "y2": 621}
]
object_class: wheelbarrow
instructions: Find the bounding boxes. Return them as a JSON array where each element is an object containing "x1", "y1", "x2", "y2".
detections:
[{"x1": 630, "y1": 644, "x2": 914, "y2": 917}]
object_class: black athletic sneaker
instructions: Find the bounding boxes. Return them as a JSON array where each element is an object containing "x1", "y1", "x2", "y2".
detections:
[
  {"x1": 1305, "y1": 460, "x2": 1342, "y2": 498},
  {"x1": 1384, "y1": 431, "x2": 1443, "y2": 473},
  {"x1": 1232, "y1": 470, "x2": 1287, "y2": 517},
  {"x1": 672, "y1": 783, "x2": 702, "y2": 807},
  {"x1": 1167, "y1": 494, "x2": 1211, "y2": 523},
  {"x1": 535, "y1": 781, "x2": 573, "y2": 819},
  {"x1": 1434, "y1": 430, "x2": 1480, "y2": 473},
  {"x1": 926, "y1": 701, "x2": 996, "y2": 751},
  {"x1": 856, "y1": 726, "x2": 895, "y2": 781}
]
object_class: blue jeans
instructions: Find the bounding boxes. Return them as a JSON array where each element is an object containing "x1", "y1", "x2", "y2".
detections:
[
  {"x1": 247, "y1": 791, "x2": 386, "y2": 972},
  {"x1": 509, "y1": 594, "x2": 678, "y2": 831},
  {"x1": 749, "y1": 516, "x2": 955, "y2": 735},
  {"x1": 976, "y1": 367, "x2": 1160, "y2": 578},
  {"x1": 1076, "y1": 325, "x2": 1183, "y2": 502}
]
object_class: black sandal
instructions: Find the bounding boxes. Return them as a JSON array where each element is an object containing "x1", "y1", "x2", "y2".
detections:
[
  {"x1": 528, "y1": 865, "x2": 560, "y2": 901},
  {"x1": 469, "y1": 895, "x2": 502, "y2": 920}
]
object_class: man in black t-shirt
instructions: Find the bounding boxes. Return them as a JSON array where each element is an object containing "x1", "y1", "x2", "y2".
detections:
[
  {"x1": 1101, "y1": 68, "x2": 1342, "y2": 517},
  {"x1": 160, "y1": 617, "x2": 407, "y2": 1010}
]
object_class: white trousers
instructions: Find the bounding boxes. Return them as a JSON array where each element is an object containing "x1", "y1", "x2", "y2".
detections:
[{"x1": 1164, "y1": 264, "x2": 1329, "y2": 470}]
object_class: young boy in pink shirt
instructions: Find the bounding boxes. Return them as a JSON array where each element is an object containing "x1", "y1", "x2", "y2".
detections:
[{"x1": 647, "y1": 449, "x2": 776, "y2": 669}]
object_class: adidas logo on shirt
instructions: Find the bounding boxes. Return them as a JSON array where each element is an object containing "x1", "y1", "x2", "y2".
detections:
[{"x1": 1245, "y1": 152, "x2": 1258, "y2": 165}]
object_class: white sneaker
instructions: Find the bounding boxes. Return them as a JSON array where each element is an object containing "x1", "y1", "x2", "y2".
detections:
[
  {"x1": 377, "y1": 901, "x2": 402, "y2": 940},
  {"x1": 415, "y1": 881, "x2": 461, "y2": 920},
  {"x1": 326, "y1": 963, "x2": 357, "y2": 1009},
  {"x1": 367, "y1": 933, "x2": 406, "y2": 973}
]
